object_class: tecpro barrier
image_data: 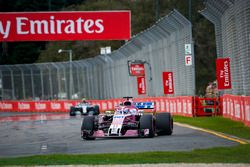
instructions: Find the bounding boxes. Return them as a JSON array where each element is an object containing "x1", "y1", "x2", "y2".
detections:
[
  {"x1": 0, "y1": 96, "x2": 194, "y2": 117},
  {"x1": 222, "y1": 94, "x2": 250, "y2": 127},
  {"x1": 0, "y1": 100, "x2": 79, "y2": 112}
]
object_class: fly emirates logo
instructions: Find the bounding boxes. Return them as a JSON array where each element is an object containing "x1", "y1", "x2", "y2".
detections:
[{"x1": 0, "y1": 16, "x2": 104, "y2": 39}]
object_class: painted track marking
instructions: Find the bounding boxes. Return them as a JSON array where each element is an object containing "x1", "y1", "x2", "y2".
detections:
[{"x1": 0, "y1": 113, "x2": 69, "y2": 122}]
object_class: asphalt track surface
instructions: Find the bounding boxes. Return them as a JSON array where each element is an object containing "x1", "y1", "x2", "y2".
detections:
[{"x1": 0, "y1": 112, "x2": 238, "y2": 157}]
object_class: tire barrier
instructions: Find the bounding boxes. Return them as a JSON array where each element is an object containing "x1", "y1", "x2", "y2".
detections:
[{"x1": 0, "y1": 95, "x2": 249, "y2": 127}]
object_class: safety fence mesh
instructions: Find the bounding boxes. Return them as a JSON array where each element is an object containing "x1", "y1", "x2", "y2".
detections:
[
  {"x1": 200, "y1": 0, "x2": 250, "y2": 95},
  {"x1": 0, "y1": 9, "x2": 195, "y2": 100}
]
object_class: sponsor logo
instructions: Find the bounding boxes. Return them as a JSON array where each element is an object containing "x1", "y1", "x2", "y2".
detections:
[
  {"x1": 0, "y1": 11, "x2": 130, "y2": 41},
  {"x1": 64, "y1": 102, "x2": 73, "y2": 110},
  {"x1": 113, "y1": 115, "x2": 124, "y2": 119},
  {"x1": 0, "y1": 103, "x2": 13, "y2": 110},
  {"x1": 216, "y1": 58, "x2": 231, "y2": 89},
  {"x1": 35, "y1": 103, "x2": 46, "y2": 110},
  {"x1": 51, "y1": 102, "x2": 61, "y2": 110},
  {"x1": 18, "y1": 102, "x2": 30, "y2": 110}
]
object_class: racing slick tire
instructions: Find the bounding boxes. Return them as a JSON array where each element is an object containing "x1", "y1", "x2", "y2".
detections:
[
  {"x1": 81, "y1": 116, "x2": 96, "y2": 140},
  {"x1": 86, "y1": 105, "x2": 100, "y2": 116},
  {"x1": 69, "y1": 107, "x2": 76, "y2": 116},
  {"x1": 94, "y1": 105, "x2": 100, "y2": 115},
  {"x1": 139, "y1": 114, "x2": 155, "y2": 138},
  {"x1": 156, "y1": 112, "x2": 173, "y2": 135}
]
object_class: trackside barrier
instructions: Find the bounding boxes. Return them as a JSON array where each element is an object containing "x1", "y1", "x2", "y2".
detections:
[
  {"x1": 245, "y1": 96, "x2": 250, "y2": 127},
  {"x1": 1, "y1": 95, "x2": 249, "y2": 127},
  {"x1": 222, "y1": 94, "x2": 250, "y2": 127},
  {"x1": 133, "y1": 96, "x2": 194, "y2": 117},
  {"x1": 0, "y1": 100, "x2": 80, "y2": 112},
  {"x1": 194, "y1": 97, "x2": 221, "y2": 117},
  {"x1": 0, "y1": 96, "x2": 194, "y2": 117}
]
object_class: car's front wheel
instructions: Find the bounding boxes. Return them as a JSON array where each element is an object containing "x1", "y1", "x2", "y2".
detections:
[
  {"x1": 139, "y1": 114, "x2": 155, "y2": 138},
  {"x1": 156, "y1": 112, "x2": 173, "y2": 135},
  {"x1": 81, "y1": 116, "x2": 96, "y2": 140}
]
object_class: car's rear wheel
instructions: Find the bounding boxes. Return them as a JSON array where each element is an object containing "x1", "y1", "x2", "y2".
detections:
[
  {"x1": 94, "y1": 105, "x2": 100, "y2": 115},
  {"x1": 81, "y1": 116, "x2": 96, "y2": 140},
  {"x1": 139, "y1": 115, "x2": 155, "y2": 138},
  {"x1": 156, "y1": 112, "x2": 173, "y2": 135},
  {"x1": 87, "y1": 105, "x2": 100, "y2": 115}
]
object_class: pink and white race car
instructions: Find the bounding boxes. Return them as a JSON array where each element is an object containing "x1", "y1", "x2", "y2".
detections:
[{"x1": 81, "y1": 97, "x2": 173, "y2": 140}]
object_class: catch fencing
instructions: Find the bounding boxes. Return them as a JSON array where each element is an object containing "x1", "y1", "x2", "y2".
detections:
[
  {"x1": 200, "y1": 0, "x2": 250, "y2": 95},
  {"x1": 0, "y1": 9, "x2": 195, "y2": 100}
]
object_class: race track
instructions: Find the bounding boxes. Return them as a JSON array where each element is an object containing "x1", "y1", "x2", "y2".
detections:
[{"x1": 0, "y1": 113, "x2": 238, "y2": 157}]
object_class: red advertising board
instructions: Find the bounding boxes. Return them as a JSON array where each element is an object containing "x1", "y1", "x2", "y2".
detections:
[
  {"x1": 216, "y1": 58, "x2": 232, "y2": 89},
  {"x1": 137, "y1": 76, "x2": 146, "y2": 95},
  {"x1": 162, "y1": 72, "x2": 174, "y2": 94},
  {"x1": 0, "y1": 11, "x2": 131, "y2": 41},
  {"x1": 129, "y1": 64, "x2": 145, "y2": 76}
]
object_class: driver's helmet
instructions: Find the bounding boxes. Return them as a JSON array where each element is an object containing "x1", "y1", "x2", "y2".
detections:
[
  {"x1": 123, "y1": 108, "x2": 129, "y2": 114},
  {"x1": 130, "y1": 108, "x2": 136, "y2": 114},
  {"x1": 124, "y1": 101, "x2": 132, "y2": 106},
  {"x1": 82, "y1": 98, "x2": 87, "y2": 103}
]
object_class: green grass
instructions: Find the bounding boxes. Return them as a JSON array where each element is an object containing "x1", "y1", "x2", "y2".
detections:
[
  {"x1": 0, "y1": 116, "x2": 250, "y2": 165},
  {"x1": 0, "y1": 144, "x2": 250, "y2": 166},
  {"x1": 174, "y1": 116, "x2": 250, "y2": 140}
]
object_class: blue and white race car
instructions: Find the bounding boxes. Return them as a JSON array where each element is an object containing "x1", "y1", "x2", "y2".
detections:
[{"x1": 69, "y1": 100, "x2": 100, "y2": 116}]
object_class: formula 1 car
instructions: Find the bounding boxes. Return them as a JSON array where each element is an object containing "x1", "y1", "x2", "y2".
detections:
[
  {"x1": 81, "y1": 97, "x2": 173, "y2": 140},
  {"x1": 69, "y1": 101, "x2": 100, "y2": 116}
]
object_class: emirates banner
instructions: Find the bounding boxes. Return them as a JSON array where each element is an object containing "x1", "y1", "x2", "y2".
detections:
[
  {"x1": 0, "y1": 11, "x2": 131, "y2": 41},
  {"x1": 162, "y1": 72, "x2": 174, "y2": 94},
  {"x1": 129, "y1": 64, "x2": 145, "y2": 76},
  {"x1": 216, "y1": 58, "x2": 232, "y2": 89},
  {"x1": 137, "y1": 76, "x2": 146, "y2": 95}
]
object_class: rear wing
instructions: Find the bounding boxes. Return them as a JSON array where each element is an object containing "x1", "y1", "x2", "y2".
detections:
[{"x1": 134, "y1": 102, "x2": 155, "y2": 113}]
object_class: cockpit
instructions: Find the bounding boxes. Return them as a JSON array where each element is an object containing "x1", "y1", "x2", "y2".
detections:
[
  {"x1": 123, "y1": 101, "x2": 132, "y2": 106},
  {"x1": 115, "y1": 107, "x2": 137, "y2": 115}
]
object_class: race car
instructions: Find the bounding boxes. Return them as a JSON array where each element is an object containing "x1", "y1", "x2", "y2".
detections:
[
  {"x1": 69, "y1": 100, "x2": 100, "y2": 116},
  {"x1": 81, "y1": 97, "x2": 173, "y2": 140}
]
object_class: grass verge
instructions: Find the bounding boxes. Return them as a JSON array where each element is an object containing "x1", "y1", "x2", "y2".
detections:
[
  {"x1": 0, "y1": 116, "x2": 250, "y2": 165},
  {"x1": 174, "y1": 116, "x2": 250, "y2": 140},
  {"x1": 0, "y1": 144, "x2": 250, "y2": 166}
]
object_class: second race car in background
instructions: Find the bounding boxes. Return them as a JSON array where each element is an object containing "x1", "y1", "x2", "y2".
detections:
[
  {"x1": 81, "y1": 97, "x2": 173, "y2": 140},
  {"x1": 69, "y1": 99, "x2": 100, "y2": 116}
]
